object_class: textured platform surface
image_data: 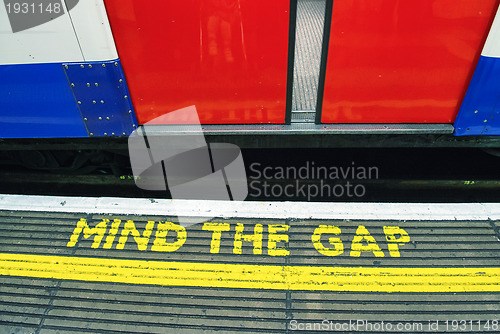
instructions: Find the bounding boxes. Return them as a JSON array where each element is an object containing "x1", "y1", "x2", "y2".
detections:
[{"x1": 0, "y1": 196, "x2": 499, "y2": 333}]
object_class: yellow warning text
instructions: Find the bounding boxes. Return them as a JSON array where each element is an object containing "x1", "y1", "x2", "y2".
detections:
[{"x1": 67, "y1": 219, "x2": 410, "y2": 257}]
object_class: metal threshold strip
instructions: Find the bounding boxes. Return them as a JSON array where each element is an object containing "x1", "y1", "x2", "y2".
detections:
[{"x1": 143, "y1": 123, "x2": 455, "y2": 136}]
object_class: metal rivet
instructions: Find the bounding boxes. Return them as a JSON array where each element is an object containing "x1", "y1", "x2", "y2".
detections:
[
  {"x1": 101, "y1": 100, "x2": 105, "y2": 104},
  {"x1": 474, "y1": 110, "x2": 479, "y2": 114},
  {"x1": 104, "y1": 133, "x2": 108, "y2": 136},
  {"x1": 87, "y1": 83, "x2": 90, "y2": 87},
  {"x1": 93, "y1": 100, "x2": 97, "y2": 104},
  {"x1": 119, "y1": 79, "x2": 123, "y2": 83},
  {"x1": 484, "y1": 120, "x2": 488, "y2": 123},
  {"x1": 70, "y1": 83, "x2": 75, "y2": 87},
  {"x1": 83, "y1": 118, "x2": 88, "y2": 121},
  {"x1": 128, "y1": 110, "x2": 132, "y2": 114},
  {"x1": 89, "y1": 64, "x2": 92, "y2": 68},
  {"x1": 80, "y1": 65, "x2": 84, "y2": 68},
  {"x1": 124, "y1": 95, "x2": 128, "y2": 99},
  {"x1": 64, "y1": 65, "x2": 68, "y2": 69},
  {"x1": 111, "y1": 132, "x2": 115, "y2": 136},
  {"x1": 102, "y1": 64, "x2": 106, "y2": 67},
  {"x1": 122, "y1": 132, "x2": 126, "y2": 136},
  {"x1": 132, "y1": 124, "x2": 136, "y2": 128},
  {"x1": 106, "y1": 117, "x2": 110, "y2": 120},
  {"x1": 77, "y1": 101, "x2": 82, "y2": 104},
  {"x1": 89, "y1": 133, "x2": 94, "y2": 136},
  {"x1": 114, "y1": 62, "x2": 118, "y2": 66},
  {"x1": 98, "y1": 117, "x2": 102, "y2": 120},
  {"x1": 95, "y1": 83, "x2": 99, "y2": 87}
]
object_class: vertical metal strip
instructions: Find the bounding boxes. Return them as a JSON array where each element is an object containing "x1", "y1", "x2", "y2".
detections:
[
  {"x1": 315, "y1": 0, "x2": 333, "y2": 124},
  {"x1": 285, "y1": 0, "x2": 298, "y2": 125}
]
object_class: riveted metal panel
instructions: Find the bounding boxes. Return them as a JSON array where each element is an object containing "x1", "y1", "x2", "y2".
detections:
[{"x1": 63, "y1": 60, "x2": 138, "y2": 137}]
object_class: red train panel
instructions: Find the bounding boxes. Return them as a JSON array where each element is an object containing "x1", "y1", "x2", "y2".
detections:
[
  {"x1": 320, "y1": 0, "x2": 498, "y2": 124},
  {"x1": 104, "y1": 0, "x2": 291, "y2": 125}
]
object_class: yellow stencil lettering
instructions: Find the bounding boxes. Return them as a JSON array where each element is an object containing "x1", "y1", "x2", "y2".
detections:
[
  {"x1": 233, "y1": 223, "x2": 263, "y2": 255},
  {"x1": 117, "y1": 220, "x2": 156, "y2": 251},
  {"x1": 202, "y1": 222, "x2": 230, "y2": 254},
  {"x1": 103, "y1": 219, "x2": 122, "y2": 249},
  {"x1": 151, "y1": 222, "x2": 187, "y2": 252},
  {"x1": 312, "y1": 225, "x2": 344, "y2": 256},
  {"x1": 268, "y1": 224, "x2": 290, "y2": 256},
  {"x1": 383, "y1": 226, "x2": 410, "y2": 257},
  {"x1": 350, "y1": 225, "x2": 384, "y2": 257},
  {"x1": 66, "y1": 218, "x2": 107, "y2": 249}
]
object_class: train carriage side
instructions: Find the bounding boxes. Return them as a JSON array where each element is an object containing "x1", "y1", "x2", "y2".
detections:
[{"x1": 0, "y1": 0, "x2": 499, "y2": 146}]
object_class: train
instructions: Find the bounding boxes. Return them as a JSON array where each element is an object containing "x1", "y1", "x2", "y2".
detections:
[{"x1": 1, "y1": 0, "x2": 500, "y2": 163}]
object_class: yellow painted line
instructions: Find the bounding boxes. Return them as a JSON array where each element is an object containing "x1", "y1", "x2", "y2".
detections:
[{"x1": 0, "y1": 253, "x2": 499, "y2": 292}]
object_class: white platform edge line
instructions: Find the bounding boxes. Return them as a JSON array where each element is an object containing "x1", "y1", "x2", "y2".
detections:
[{"x1": 0, "y1": 195, "x2": 499, "y2": 221}]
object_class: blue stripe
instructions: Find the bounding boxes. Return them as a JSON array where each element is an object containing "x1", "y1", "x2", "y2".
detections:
[
  {"x1": 0, "y1": 62, "x2": 88, "y2": 139},
  {"x1": 0, "y1": 60, "x2": 138, "y2": 139},
  {"x1": 454, "y1": 55, "x2": 500, "y2": 136}
]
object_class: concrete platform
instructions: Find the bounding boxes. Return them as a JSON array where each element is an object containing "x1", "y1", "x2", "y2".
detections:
[{"x1": 0, "y1": 195, "x2": 499, "y2": 333}]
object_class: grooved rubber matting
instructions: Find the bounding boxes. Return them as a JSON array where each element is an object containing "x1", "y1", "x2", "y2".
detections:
[
  {"x1": 0, "y1": 210, "x2": 499, "y2": 333},
  {"x1": 292, "y1": 0, "x2": 326, "y2": 112}
]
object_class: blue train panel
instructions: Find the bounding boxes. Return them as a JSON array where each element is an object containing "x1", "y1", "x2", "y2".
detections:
[
  {"x1": 454, "y1": 5, "x2": 500, "y2": 136},
  {"x1": 63, "y1": 60, "x2": 137, "y2": 137},
  {"x1": 454, "y1": 55, "x2": 500, "y2": 136},
  {"x1": 0, "y1": 60, "x2": 138, "y2": 139},
  {"x1": 0, "y1": 62, "x2": 88, "y2": 139}
]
